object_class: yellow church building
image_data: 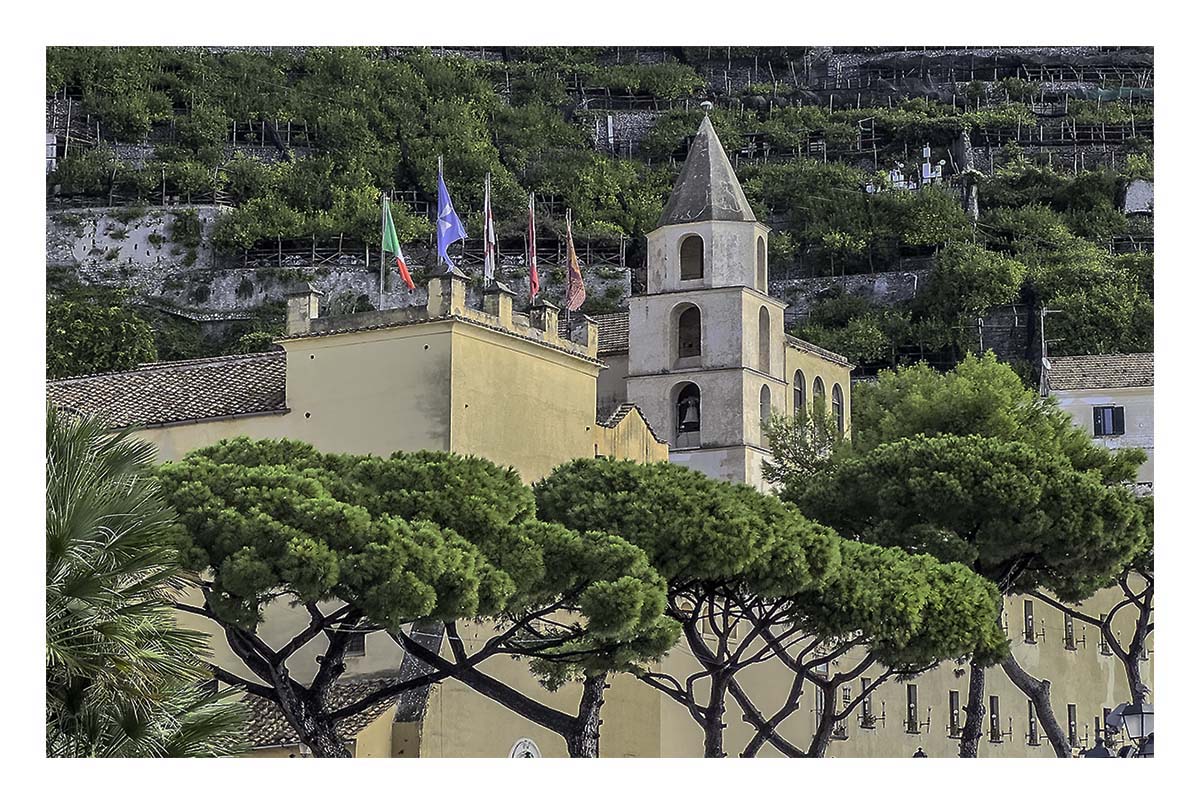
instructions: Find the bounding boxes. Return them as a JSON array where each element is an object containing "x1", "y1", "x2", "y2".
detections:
[{"x1": 47, "y1": 116, "x2": 1146, "y2": 758}]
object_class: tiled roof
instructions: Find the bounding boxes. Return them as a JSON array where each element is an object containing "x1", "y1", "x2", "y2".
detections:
[
  {"x1": 240, "y1": 673, "x2": 406, "y2": 749},
  {"x1": 559, "y1": 311, "x2": 629, "y2": 355},
  {"x1": 598, "y1": 402, "x2": 667, "y2": 445},
  {"x1": 46, "y1": 352, "x2": 287, "y2": 429},
  {"x1": 1045, "y1": 353, "x2": 1154, "y2": 391},
  {"x1": 785, "y1": 334, "x2": 854, "y2": 368}
]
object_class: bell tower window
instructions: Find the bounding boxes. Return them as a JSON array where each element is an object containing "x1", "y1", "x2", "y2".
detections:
[
  {"x1": 758, "y1": 307, "x2": 771, "y2": 374},
  {"x1": 759, "y1": 384, "x2": 772, "y2": 446},
  {"x1": 674, "y1": 304, "x2": 702, "y2": 367},
  {"x1": 756, "y1": 236, "x2": 767, "y2": 291},
  {"x1": 674, "y1": 382, "x2": 701, "y2": 449},
  {"x1": 680, "y1": 235, "x2": 704, "y2": 280}
]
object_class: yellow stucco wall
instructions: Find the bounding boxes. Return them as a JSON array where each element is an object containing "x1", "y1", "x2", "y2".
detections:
[{"x1": 448, "y1": 322, "x2": 601, "y2": 482}]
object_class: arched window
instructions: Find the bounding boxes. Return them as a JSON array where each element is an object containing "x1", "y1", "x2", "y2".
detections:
[
  {"x1": 674, "y1": 382, "x2": 701, "y2": 448},
  {"x1": 832, "y1": 383, "x2": 845, "y2": 435},
  {"x1": 812, "y1": 376, "x2": 826, "y2": 414},
  {"x1": 793, "y1": 369, "x2": 806, "y2": 414},
  {"x1": 758, "y1": 306, "x2": 771, "y2": 374},
  {"x1": 680, "y1": 235, "x2": 704, "y2": 280},
  {"x1": 759, "y1": 385, "x2": 772, "y2": 445},
  {"x1": 756, "y1": 236, "x2": 767, "y2": 291},
  {"x1": 675, "y1": 304, "x2": 702, "y2": 365}
]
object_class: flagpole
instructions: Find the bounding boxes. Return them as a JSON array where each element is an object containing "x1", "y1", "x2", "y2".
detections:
[
  {"x1": 437, "y1": 156, "x2": 446, "y2": 272},
  {"x1": 564, "y1": 208, "x2": 571, "y2": 331},
  {"x1": 379, "y1": 192, "x2": 387, "y2": 310}
]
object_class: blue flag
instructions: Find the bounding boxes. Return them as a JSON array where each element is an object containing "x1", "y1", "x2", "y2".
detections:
[{"x1": 436, "y1": 164, "x2": 467, "y2": 269}]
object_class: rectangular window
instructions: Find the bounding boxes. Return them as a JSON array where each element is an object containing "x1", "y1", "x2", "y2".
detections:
[
  {"x1": 1068, "y1": 704, "x2": 1079, "y2": 748},
  {"x1": 345, "y1": 631, "x2": 366, "y2": 657},
  {"x1": 813, "y1": 685, "x2": 826, "y2": 732},
  {"x1": 1100, "y1": 630, "x2": 1113, "y2": 656},
  {"x1": 949, "y1": 691, "x2": 962, "y2": 738},
  {"x1": 1023, "y1": 600, "x2": 1036, "y2": 643},
  {"x1": 860, "y1": 677, "x2": 875, "y2": 727},
  {"x1": 833, "y1": 687, "x2": 850, "y2": 739},
  {"x1": 1064, "y1": 613, "x2": 1076, "y2": 650},
  {"x1": 989, "y1": 696, "x2": 1002, "y2": 743},
  {"x1": 1093, "y1": 405, "x2": 1126, "y2": 437},
  {"x1": 906, "y1": 684, "x2": 919, "y2": 733},
  {"x1": 1027, "y1": 700, "x2": 1040, "y2": 746}
]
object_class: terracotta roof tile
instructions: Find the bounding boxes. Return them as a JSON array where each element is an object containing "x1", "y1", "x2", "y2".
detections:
[
  {"x1": 46, "y1": 352, "x2": 287, "y2": 428},
  {"x1": 1045, "y1": 353, "x2": 1154, "y2": 391},
  {"x1": 240, "y1": 673, "x2": 406, "y2": 750}
]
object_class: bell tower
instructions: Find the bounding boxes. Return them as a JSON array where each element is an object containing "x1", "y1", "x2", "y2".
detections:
[{"x1": 625, "y1": 110, "x2": 787, "y2": 489}]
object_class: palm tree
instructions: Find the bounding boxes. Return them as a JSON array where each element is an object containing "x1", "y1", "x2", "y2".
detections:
[{"x1": 46, "y1": 407, "x2": 246, "y2": 757}]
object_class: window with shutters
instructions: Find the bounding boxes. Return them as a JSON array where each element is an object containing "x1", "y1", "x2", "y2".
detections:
[
  {"x1": 1064, "y1": 612, "x2": 1076, "y2": 650},
  {"x1": 948, "y1": 691, "x2": 962, "y2": 738},
  {"x1": 1023, "y1": 599, "x2": 1037, "y2": 643},
  {"x1": 989, "y1": 696, "x2": 1003, "y2": 743},
  {"x1": 906, "y1": 685, "x2": 919, "y2": 733},
  {"x1": 860, "y1": 677, "x2": 876, "y2": 728},
  {"x1": 1092, "y1": 405, "x2": 1125, "y2": 437},
  {"x1": 1068, "y1": 704, "x2": 1079, "y2": 748},
  {"x1": 1027, "y1": 700, "x2": 1040, "y2": 746},
  {"x1": 831, "y1": 383, "x2": 845, "y2": 435},
  {"x1": 833, "y1": 686, "x2": 851, "y2": 739}
]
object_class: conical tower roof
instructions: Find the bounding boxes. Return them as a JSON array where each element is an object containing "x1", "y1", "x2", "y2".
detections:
[{"x1": 657, "y1": 114, "x2": 757, "y2": 227}]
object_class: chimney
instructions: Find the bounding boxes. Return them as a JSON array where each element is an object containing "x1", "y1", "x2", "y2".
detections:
[
  {"x1": 529, "y1": 298, "x2": 560, "y2": 336},
  {"x1": 285, "y1": 282, "x2": 322, "y2": 335},
  {"x1": 482, "y1": 280, "x2": 516, "y2": 329},
  {"x1": 426, "y1": 266, "x2": 468, "y2": 318},
  {"x1": 569, "y1": 314, "x2": 598, "y2": 357}
]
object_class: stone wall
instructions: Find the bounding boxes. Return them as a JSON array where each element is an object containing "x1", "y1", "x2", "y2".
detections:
[
  {"x1": 47, "y1": 205, "x2": 632, "y2": 326},
  {"x1": 770, "y1": 269, "x2": 932, "y2": 326}
]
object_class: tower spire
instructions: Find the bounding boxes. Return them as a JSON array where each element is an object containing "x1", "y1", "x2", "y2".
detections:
[{"x1": 658, "y1": 114, "x2": 756, "y2": 227}]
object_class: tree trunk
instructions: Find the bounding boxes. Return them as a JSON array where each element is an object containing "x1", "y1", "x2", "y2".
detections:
[
  {"x1": 807, "y1": 682, "x2": 838, "y2": 757},
  {"x1": 271, "y1": 676, "x2": 352, "y2": 758},
  {"x1": 958, "y1": 659, "x2": 987, "y2": 757},
  {"x1": 565, "y1": 673, "x2": 607, "y2": 758},
  {"x1": 1000, "y1": 652, "x2": 1072, "y2": 757},
  {"x1": 703, "y1": 674, "x2": 730, "y2": 757}
]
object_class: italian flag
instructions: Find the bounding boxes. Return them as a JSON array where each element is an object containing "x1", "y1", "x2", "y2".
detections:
[{"x1": 382, "y1": 195, "x2": 415, "y2": 291}]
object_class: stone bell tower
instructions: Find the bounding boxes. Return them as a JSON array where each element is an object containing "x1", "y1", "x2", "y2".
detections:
[{"x1": 624, "y1": 111, "x2": 787, "y2": 488}]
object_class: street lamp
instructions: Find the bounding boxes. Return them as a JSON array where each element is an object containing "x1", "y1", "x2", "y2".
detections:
[
  {"x1": 1100, "y1": 702, "x2": 1154, "y2": 757},
  {"x1": 1120, "y1": 702, "x2": 1154, "y2": 743}
]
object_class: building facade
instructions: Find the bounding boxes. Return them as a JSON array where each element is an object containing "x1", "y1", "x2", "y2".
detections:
[
  {"x1": 1043, "y1": 352, "x2": 1154, "y2": 491},
  {"x1": 46, "y1": 117, "x2": 1148, "y2": 758}
]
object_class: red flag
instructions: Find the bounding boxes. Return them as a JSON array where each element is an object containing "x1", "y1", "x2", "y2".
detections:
[
  {"x1": 564, "y1": 210, "x2": 585, "y2": 312},
  {"x1": 528, "y1": 193, "x2": 540, "y2": 300},
  {"x1": 483, "y1": 173, "x2": 497, "y2": 284}
]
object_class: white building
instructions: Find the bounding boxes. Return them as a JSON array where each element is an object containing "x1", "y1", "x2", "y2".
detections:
[{"x1": 1042, "y1": 353, "x2": 1154, "y2": 490}]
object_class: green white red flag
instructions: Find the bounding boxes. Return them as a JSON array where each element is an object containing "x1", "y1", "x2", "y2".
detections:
[{"x1": 382, "y1": 195, "x2": 415, "y2": 291}]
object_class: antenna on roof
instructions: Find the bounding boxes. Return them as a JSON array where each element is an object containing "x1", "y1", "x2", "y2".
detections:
[{"x1": 700, "y1": 100, "x2": 713, "y2": 115}]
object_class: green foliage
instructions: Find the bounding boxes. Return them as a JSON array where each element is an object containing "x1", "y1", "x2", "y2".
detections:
[
  {"x1": 46, "y1": 408, "x2": 246, "y2": 757},
  {"x1": 848, "y1": 353, "x2": 1143, "y2": 480},
  {"x1": 156, "y1": 441, "x2": 676, "y2": 677},
  {"x1": 535, "y1": 459, "x2": 1006, "y2": 668},
  {"x1": 791, "y1": 433, "x2": 1146, "y2": 601},
  {"x1": 47, "y1": 293, "x2": 157, "y2": 378},
  {"x1": 781, "y1": 355, "x2": 1148, "y2": 606}
]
